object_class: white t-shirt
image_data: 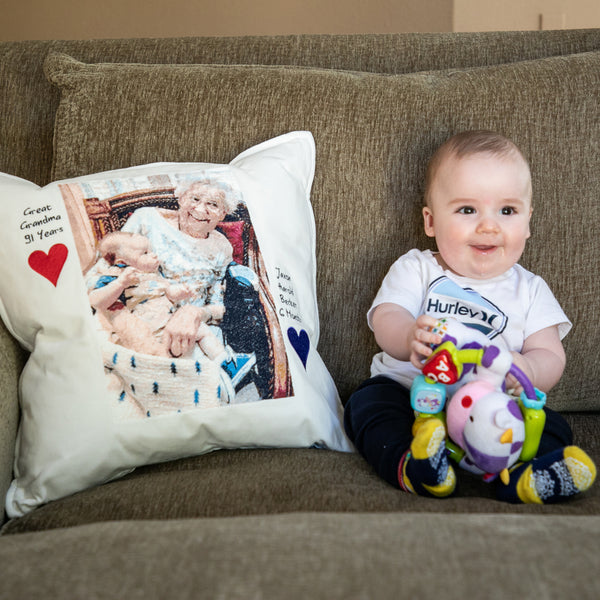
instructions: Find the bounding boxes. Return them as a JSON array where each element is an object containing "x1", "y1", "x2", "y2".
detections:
[{"x1": 368, "y1": 249, "x2": 571, "y2": 388}]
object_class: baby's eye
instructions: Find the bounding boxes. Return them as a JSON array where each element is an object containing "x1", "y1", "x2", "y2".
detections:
[
  {"x1": 457, "y1": 206, "x2": 476, "y2": 215},
  {"x1": 501, "y1": 206, "x2": 516, "y2": 215}
]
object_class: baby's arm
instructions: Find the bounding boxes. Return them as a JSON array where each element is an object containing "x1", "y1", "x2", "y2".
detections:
[
  {"x1": 510, "y1": 325, "x2": 566, "y2": 394},
  {"x1": 371, "y1": 303, "x2": 442, "y2": 370},
  {"x1": 163, "y1": 284, "x2": 224, "y2": 322},
  {"x1": 88, "y1": 268, "x2": 139, "y2": 312}
]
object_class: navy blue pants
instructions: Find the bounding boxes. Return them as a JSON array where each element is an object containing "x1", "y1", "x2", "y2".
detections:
[{"x1": 344, "y1": 375, "x2": 574, "y2": 489}]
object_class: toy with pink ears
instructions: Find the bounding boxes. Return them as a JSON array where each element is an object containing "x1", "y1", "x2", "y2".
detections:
[{"x1": 410, "y1": 317, "x2": 547, "y2": 484}]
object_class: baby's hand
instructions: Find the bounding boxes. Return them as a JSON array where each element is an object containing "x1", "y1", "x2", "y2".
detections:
[
  {"x1": 409, "y1": 314, "x2": 443, "y2": 371},
  {"x1": 117, "y1": 267, "x2": 140, "y2": 287},
  {"x1": 506, "y1": 351, "x2": 533, "y2": 396}
]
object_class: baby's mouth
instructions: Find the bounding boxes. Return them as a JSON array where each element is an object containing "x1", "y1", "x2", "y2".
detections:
[{"x1": 471, "y1": 244, "x2": 498, "y2": 254}]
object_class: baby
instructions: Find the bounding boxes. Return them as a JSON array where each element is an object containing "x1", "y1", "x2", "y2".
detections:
[
  {"x1": 88, "y1": 231, "x2": 224, "y2": 360},
  {"x1": 344, "y1": 130, "x2": 596, "y2": 504}
]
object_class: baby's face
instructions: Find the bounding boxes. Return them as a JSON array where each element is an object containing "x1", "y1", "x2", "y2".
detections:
[
  {"x1": 422, "y1": 152, "x2": 532, "y2": 280},
  {"x1": 118, "y1": 235, "x2": 159, "y2": 272}
]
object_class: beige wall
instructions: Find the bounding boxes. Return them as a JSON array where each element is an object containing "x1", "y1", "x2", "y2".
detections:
[
  {"x1": 2, "y1": 0, "x2": 598, "y2": 41},
  {"x1": 0, "y1": 0, "x2": 452, "y2": 41},
  {"x1": 454, "y1": 0, "x2": 600, "y2": 31}
]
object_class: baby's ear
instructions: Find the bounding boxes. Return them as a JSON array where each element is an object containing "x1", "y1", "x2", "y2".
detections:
[
  {"x1": 422, "y1": 206, "x2": 435, "y2": 237},
  {"x1": 526, "y1": 205, "x2": 533, "y2": 239}
]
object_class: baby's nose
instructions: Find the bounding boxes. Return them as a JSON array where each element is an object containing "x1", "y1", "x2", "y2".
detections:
[{"x1": 476, "y1": 216, "x2": 500, "y2": 232}]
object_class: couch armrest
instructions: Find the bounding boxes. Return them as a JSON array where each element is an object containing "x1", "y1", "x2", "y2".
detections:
[{"x1": 0, "y1": 320, "x2": 26, "y2": 523}]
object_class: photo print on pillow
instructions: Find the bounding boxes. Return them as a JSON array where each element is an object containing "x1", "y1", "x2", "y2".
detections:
[
  {"x1": 0, "y1": 131, "x2": 351, "y2": 517},
  {"x1": 63, "y1": 165, "x2": 289, "y2": 417}
]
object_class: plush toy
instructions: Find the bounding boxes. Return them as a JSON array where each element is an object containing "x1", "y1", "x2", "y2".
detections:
[{"x1": 410, "y1": 318, "x2": 547, "y2": 484}]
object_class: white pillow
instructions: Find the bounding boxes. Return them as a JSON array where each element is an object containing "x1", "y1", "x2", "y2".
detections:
[{"x1": 0, "y1": 131, "x2": 352, "y2": 518}]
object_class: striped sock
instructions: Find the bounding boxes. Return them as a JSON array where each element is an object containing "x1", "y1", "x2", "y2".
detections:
[
  {"x1": 497, "y1": 446, "x2": 596, "y2": 504},
  {"x1": 399, "y1": 416, "x2": 456, "y2": 498}
]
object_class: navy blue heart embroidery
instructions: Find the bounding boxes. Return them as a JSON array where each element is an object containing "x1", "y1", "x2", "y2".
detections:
[{"x1": 287, "y1": 327, "x2": 310, "y2": 369}]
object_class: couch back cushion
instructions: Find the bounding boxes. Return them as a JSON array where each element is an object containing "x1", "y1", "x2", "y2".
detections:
[
  {"x1": 3, "y1": 31, "x2": 600, "y2": 187},
  {"x1": 45, "y1": 50, "x2": 600, "y2": 411}
]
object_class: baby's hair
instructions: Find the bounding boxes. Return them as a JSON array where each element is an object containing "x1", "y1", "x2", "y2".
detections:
[
  {"x1": 176, "y1": 180, "x2": 239, "y2": 214},
  {"x1": 423, "y1": 130, "x2": 531, "y2": 206},
  {"x1": 99, "y1": 231, "x2": 135, "y2": 265}
]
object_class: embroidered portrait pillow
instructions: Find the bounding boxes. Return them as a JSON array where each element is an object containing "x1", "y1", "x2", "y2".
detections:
[{"x1": 0, "y1": 131, "x2": 351, "y2": 517}]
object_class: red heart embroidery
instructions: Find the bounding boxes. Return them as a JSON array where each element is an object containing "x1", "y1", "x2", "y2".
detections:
[{"x1": 28, "y1": 244, "x2": 69, "y2": 287}]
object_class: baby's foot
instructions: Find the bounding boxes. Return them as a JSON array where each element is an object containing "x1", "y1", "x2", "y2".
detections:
[
  {"x1": 497, "y1": 446, "x2": 596, "y2": 504},
  {"x1": 399, "y1": 416, "x2": 456, "y2": 498}
]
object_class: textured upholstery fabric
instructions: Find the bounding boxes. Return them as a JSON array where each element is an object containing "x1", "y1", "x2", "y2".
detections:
[
  {"x1": 1, "y1": 36, "x2": 600, "y2": 598},
  {"x1": 2, "y1": 31, "x2": 600, "y2": 186},
  {"x1": 0, "y1": 323, "x2": 24, "y2": 515},
  {"x1": 4, "y1": 411, "x2": 600, "y2": 534},
  {"x1": 2, "y1": 513, "x2": 599, "y2": 599},
  {"x1": 0, "y1": 31, "x2": 591, "y2": 516},
  {"x1": 46, "y1": 50, "x2": 600, "y2": 412},
  {"x1": 2, "y1": 32, "x2": 600, "y2": 521}
]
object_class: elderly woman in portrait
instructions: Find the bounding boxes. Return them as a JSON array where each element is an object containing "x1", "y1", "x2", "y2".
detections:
[
  {"x1": 85, "y1": 179, "x2": 263, "y2": 415},
  {"x1": 119, "y1": 181, "x2": 235, "y2": 358}
]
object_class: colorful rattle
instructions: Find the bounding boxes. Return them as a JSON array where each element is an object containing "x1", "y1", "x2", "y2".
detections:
[{"x1": 410, "y1": 318, "x2": 546, "y2": 483}]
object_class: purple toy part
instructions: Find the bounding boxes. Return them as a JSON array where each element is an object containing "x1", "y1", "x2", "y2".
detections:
[
  {"x1": 481, "y1": 345, "x2": 500, "y2": 368},
  {"x1": 441, "y1": 333, "x2": 458, "y2": 346},
  {"x1": 507, "y1": 398, "x2": 523, "y2": 420},
  {"x1": 508, "y1": 363, "x2": 536, "y2": 400},
  {"x1": 464, "y1": 439, "x2": 514, "y2": 473},
  {"x1": 461, "y1": 341, "x2": 485, "y2": 377}
]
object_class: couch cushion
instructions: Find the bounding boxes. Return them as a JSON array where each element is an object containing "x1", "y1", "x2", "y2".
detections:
[
  {"x1": 3, "y1": 30, "x2": 600, "y2": 187},
  {"x1": 2, "y1": 512, "x2": 600, "y2": 599},
  {"x1": 4, "y1": 413, "x2": 600, "y2": 535},
  {"x1": 45, "y1": 50, "x2": 600, "y2": 413}
]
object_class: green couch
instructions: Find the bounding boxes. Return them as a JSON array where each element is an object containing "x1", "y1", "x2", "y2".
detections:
[{"x1": 1, "y1": 30, "x2": 600, "y2": 598}]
